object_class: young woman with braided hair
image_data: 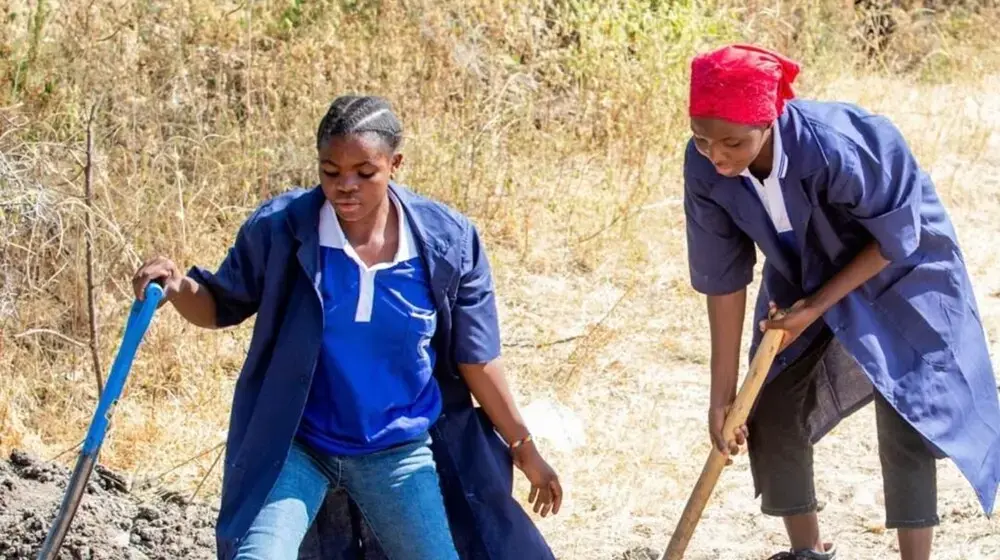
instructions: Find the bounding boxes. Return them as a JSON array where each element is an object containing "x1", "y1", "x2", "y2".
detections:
[{"x1": 132, "y1": 95, "x2": 562, "y2": 560}]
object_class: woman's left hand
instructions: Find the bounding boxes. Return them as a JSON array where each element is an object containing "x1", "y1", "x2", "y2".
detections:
[
  {"x1": 759, "y1": 299, "x2": 822, "y2": 352},
  {"x1": 513, "y1": 443, "x2": 563, "y2": 517}
]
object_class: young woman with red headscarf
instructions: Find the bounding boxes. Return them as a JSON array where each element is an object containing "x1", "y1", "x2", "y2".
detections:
[{"x1": 682, "y1": 44, "x2": 1000, "y2": 560}]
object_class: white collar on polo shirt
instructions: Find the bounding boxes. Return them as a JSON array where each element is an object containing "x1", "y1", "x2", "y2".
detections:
[
  {"x1": 318, "y1": 190, "x2": 417, "y2": 269},
  {"x1": 739, "y1": 123, "x2": 792, "y2": 234}
]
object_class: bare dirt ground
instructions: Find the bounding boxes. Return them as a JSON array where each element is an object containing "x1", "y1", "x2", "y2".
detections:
[{"x1": 0, "y1": 450, "x2": 216, "y2": 559}]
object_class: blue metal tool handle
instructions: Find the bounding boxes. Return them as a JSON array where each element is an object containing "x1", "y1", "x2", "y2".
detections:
[
  {"x1": 38, "y1": 282, "x2": 165, "y2": 560},
  {"x1": 81, "y1": 282, "x2": 165, "y2": 456}
]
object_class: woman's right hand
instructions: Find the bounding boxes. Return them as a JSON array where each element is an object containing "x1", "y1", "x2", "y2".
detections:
[
  {"x1": 708, "y1": 404, "x2": 748, "y2": 464},
  {"x1": 132, "y1": 256, "x2": 184, "y2": 303}
]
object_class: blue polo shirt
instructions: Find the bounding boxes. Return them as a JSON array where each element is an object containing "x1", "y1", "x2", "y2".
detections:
[{"x1": 297, "y1": 193, "x2": 442, "y2": 456}]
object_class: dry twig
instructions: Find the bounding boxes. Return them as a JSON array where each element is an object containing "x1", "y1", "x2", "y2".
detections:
[
  {"x1": 190, "y1": 444, "x2": 226, "y2": 503},
  {"x1": 136, "y1": 441, "x2": 226, "y2": 491},
  {"x1": 14, "y1": 328, "x2": 86, "y2": 348},
  {"x1": 85, "y1": 101, "x2": 102, "y2": 397}
]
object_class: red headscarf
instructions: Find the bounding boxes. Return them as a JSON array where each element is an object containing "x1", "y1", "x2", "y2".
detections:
[{"x1": 689, "y1": 44, "x2": 801, "y2": 126}]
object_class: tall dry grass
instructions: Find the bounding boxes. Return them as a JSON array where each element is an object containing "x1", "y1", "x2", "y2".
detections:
[{"x1": 3, "y1": 0, "x2": 1000, "y2": 557}]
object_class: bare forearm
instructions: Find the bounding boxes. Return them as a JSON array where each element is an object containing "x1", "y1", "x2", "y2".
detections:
[
  {"x1": 707, "y1": 289, "x2": 746, "y2": 409},
  {"x1": 808, "y1": 240, "x2": 889, "y2": 314},
  {"x1": 456, "y1": 360, "x2": 531, "y2": 444},
  {"x1": 170, "y1": 277, "x2": 219, "y2": 328}
]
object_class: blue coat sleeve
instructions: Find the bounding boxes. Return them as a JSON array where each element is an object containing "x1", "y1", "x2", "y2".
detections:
[
  {"x1": 186, "y1": 207, "x2": 271, "y2": 328},
  {"x1": 451, "y1": 222, "x2": 502, "y2": 365},
  {"x1": 826, "y1": 117, "x2": 922, "y2": 262},
  {"x1": 684, "y1": 169, "x2": 756, "y2": 295}
]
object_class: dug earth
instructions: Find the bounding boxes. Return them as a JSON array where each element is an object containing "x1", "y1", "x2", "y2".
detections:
[{"x1": 0, "y1": 450, "x2": 216, "y2": 559}]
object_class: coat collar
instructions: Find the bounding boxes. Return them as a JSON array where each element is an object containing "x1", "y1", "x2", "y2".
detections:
[
  {"x1": 388, "y1": 183, "x2": 462, "y2": 308},
  {"x1": 285, "y1": 187, "x2": 325, "y2": 296},
  {"x1": 780, "y1": 100, "x2": 830, "y2": 182}
]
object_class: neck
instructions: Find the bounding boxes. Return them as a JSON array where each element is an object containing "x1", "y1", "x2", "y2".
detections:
[
  {"x1": 340, "y1": 194, "x2": 393, "y2": 246},
  {"x1": 748, "y1": 127, "x2": 774, "y2": 180}
]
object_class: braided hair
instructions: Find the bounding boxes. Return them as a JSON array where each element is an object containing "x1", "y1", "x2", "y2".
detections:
[{"x1": 316, "y1": 95, "x2": 403, "y2": 153}]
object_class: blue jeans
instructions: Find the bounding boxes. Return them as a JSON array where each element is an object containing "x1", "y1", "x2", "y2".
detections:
[{"x1": 235, "y1": 435, "x2": 459, "y2": 560}]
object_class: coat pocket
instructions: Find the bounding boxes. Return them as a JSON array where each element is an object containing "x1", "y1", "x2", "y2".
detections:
[{"x1": 402, "y1": 309, "x2": 437, "y2": 364}]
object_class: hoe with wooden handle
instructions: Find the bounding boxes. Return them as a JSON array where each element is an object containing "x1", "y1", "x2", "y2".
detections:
[{"x1": 660, "y1": 323, "x2": 787, "y2": 560}]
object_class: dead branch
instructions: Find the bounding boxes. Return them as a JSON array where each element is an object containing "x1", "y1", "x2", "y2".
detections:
[
  {"x1": 85, "y1": 101, "x2": 102, "y2": 397},
  {"x1": 190, "y1": 444, "x2": 226, "y2": 503},
  {"x1": 14, "y1": 328, "x2": 86, "y2": 348},
  {"x1": 136, "y1": 440, "x2": 226, "y2": 491},
  {"x1": 503, "y1": 333, "x2": 585, "y2": 349}
]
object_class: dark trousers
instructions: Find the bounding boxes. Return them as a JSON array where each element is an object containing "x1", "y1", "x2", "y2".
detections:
[{"x1": 747, "y1": 328, "x2": 940, "y2": 529}]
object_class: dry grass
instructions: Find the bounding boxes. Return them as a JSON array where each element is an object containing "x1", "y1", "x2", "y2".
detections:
[{"x1": 2, "y1": 1, "x2": 1000, "y2": 558}]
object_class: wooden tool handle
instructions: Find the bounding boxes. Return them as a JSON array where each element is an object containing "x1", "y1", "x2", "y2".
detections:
[{"x1": 660, "y1": 326, "x2": 786, "y2": 560}]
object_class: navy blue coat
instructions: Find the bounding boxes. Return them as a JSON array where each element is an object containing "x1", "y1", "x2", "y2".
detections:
[
  {"x1": 187, "y1": 183, "x2": 555, "y2": 559},
  {"x1": 684, "y1": 99, "x2": 1000, "y2": 515}
]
